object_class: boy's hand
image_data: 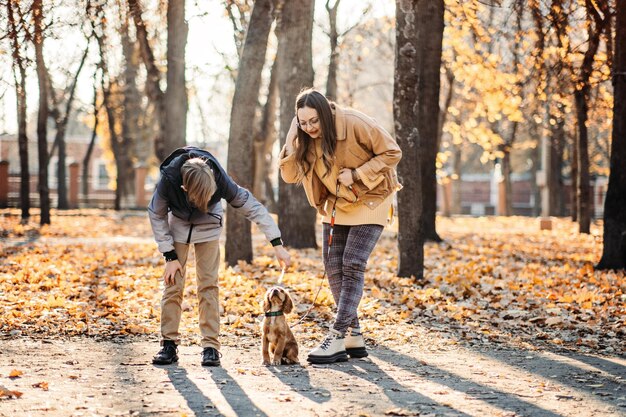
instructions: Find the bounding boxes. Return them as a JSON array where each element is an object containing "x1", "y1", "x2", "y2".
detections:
[
  {"x1": 164, "y1": 260, "x2": 183, "y2": 286},
  {"x1": 273, "y1": 245, "x2": 291, "y2": 269}
]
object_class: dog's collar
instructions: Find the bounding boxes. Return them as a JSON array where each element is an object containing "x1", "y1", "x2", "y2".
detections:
[{"x1": 264, "y1": 311, "x2": 284, "y2": 317}]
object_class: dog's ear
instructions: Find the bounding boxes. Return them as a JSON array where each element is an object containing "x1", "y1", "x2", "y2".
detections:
[
  {"x1": 283, "y1": 290, "x2": 294, "y2": 314},
  {"x1": 262, "y1": 291, "x2": 271, "y2": 312}
]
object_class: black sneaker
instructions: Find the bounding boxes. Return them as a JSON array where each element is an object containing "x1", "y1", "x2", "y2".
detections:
[
  {"x1": 201, "y1": 347, "x2": 222, "y2": 367},
  {"x1": 152, "y1": 340, "x2": 178, "y2": 365}
]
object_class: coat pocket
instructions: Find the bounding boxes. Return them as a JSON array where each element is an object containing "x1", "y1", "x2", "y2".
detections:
[
  {"x1": 347, "y1": 144, "x2": 372, "y2": 163},
  {"x1": 361, "y1": 171, "x2": 394, "y2": 199}
]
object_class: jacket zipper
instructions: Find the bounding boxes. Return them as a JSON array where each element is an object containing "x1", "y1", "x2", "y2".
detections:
[
  {"x1": 186, "y1": 224, "x2": 194, "y2": 244},
  {"x1": 187, "y1": 211, "x2": 194, "y2": 244}
]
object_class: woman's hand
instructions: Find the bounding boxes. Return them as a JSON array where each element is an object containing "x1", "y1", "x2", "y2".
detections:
[
  {"x1": 163, "y1": 260, "x2": 183, "y2": 286},
  {"x1": 285, "y1": 117, "x2": 298, "y2": 154},
  {"x1": 273, "y1": 245, "x2": 291, "y2": 269},
  {"x1": 338, "y1": 168, "x2": 354, "y2": 187}
]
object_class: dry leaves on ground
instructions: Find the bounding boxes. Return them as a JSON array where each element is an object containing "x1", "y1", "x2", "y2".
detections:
[
  {"x1": 0, "y1": 210, "x2": 624, "y2": 355},
  {"x1": 0, "y1": 385, "x2": 23, "y2": 399}
]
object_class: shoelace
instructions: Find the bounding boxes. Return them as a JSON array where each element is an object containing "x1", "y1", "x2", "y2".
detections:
[
  {"x1": 202, "y1": 349, "x2": 222, "y2": 358},
  {"x1": 159, "y1": 345, "x2": 177, "y2": 355},
  {"x1": 320, "y1": 334, "x2": 338, "y2": 350}
]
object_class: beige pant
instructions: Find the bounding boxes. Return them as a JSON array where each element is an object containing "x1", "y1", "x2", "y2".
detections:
[{"x1": 161, "y1": 240, "x2": 221, "y2": 349}]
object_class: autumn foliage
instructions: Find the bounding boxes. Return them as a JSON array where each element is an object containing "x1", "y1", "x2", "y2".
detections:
[{"x1": 0, "y1": 210, "x2": 624, "y2": 355}]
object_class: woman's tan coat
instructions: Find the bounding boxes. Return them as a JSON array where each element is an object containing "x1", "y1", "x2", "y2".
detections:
[{"x1": 279, "y1": 105, "x2": 402, "y2": 216}]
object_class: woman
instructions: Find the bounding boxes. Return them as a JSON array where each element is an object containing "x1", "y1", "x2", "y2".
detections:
[
  {"x1": 149, "y1": 146, "x2": 291, "y2": 367},
  {"x1": 279, "y1": 89, "x2": 402, "y2": 364}
]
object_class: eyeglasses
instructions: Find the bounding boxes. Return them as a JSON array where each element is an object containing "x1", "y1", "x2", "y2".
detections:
[{"x1": 297, "y1": 117, "x2": 320, "y2": 131}]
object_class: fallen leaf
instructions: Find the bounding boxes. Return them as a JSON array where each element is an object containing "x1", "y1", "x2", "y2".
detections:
[
  {"x1": 32, "y1": 382, "x2": 49, "y2": 391},
  {"x1": 0, "y1": 385, "x2": 23, "y2": 398},
  {"x1": 8, "y1": 370, "x2": 23, "y2": 378}
]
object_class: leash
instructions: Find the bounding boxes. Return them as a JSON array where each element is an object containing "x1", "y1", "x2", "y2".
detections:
[{"x1": 288, "y1": 182, "x2": 341, "y2": 329}]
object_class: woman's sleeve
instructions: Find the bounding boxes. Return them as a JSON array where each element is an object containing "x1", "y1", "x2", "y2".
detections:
[
  {"x1": 354, "y1": 119, "x2": 402, "y2": 190},
  {"x1": 279, "y1": 117, "x2": 301, "y2": 184}
]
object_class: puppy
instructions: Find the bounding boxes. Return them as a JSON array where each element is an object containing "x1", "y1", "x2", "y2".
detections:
[{"x1": 261, "y1": 286, "x2": 299, "y2": 366}]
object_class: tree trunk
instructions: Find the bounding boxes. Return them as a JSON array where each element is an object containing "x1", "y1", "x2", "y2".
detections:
[
  {"x1": 277, "y1": 0, "x2": 317, "y2": 249},
  {"x1": 17, "y1": 69, "x2": 29, "y2": 222},
  {"x1": 574, "y1": 0, "x2": 608, "y2": 232},
  {"x1": 225, "y1": 0, "x2": 274, "y2": 266},
  {"x1": 253, "y1": 51, "x2": 280, "y2": 212},
  {"x1": 529, "y1": 143, "x2": 541, "y2": 217},
  {"x1": 395, "y1": 0, "x2": 423, "y2": 279},
  {"x1": 129, "y1": 0, "x2": 188, "y2": 159},
  {"x1": 395, "y1": 0, "x2": 444, "y2": 280},
  {"x1": 531, "y1": 0, "x2": 549, "y2": 218},
  {"x1": 575, "y1": 88, "x2": 591, "y2": 233},
  {"x1": 165, "y1": 0, "x2": 188, "y2": 154},
  {"x1": 128, "y1": 0, "x2": 167, "y2": 160},
  {"x1": 50, "y1": 42, "x2": 90, "y2": 210},
  {"x1": 7, "y1": 0, "x2": 29, "y2": 222},
  {"x1": 451, "y1": 144, "x2": 462, "y2": 215},
  {"x1": 500, "y1": 148, "x2": 512, "y2": 216},
  {"x1": 502, "y1": 116, "x2": 520, "y2": 217},
  {"x1": 548, "y1": 114, "x2": 565, "y2": 216},
  {"x1": 420, "y1": 0, "x2": 445, "y2": 243},
  {"x1": 571, "y1": 133, "x2": 578, "y2": 221},
  {"x1": 33, "y1": 0, "x2": 50, "y2": 224},
  {"x1": 102, "y1": 83, "x2": 122, "y2": 211},
  {"x1": 119, "y1": 17, "x2": 139, "y2": 207},
  {"x1": 545, "y1": 0, "x2": 571, "y2": 218},
  {"x1": 325, "y1": 0, "x2": 340, "y2": 101},
  {"x1": 83, "y1": 75, "x2": 99, "y2": 201},
  {"x1": 438, "y1": 65, "x2": 454, "y2": 148},
  {"x1": 440, "y1": 66, "x2": 455, "y2": 218},
  {"x1": 92, "y1": 3, "x2": 122, "y2": 210},
  {"x1": 501, "y1": 7, "x2": 524, "y2": 218},
  {"x1": 56, "y1": 125, "x2": 68, "y2": 209},
  {"x1": 597, "y1": 0, "x2": 626, "y2": 270}
]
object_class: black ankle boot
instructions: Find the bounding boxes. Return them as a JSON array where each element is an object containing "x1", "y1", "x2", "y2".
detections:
[
  {"x1": 152, "y1": 340, "x2": 178, "y2": 365},
  {"x1": 201, "y1": 347, "x2": 222, "y2": 367}
]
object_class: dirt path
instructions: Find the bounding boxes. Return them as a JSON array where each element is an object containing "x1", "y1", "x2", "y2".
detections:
[{"x1": 1, "y1": 336, "x2": 624, "y2": 417}]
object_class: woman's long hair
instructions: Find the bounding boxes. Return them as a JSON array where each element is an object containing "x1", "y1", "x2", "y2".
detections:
[{"x1": 294, "y1": 88, "x2": 336, "y2": 179}]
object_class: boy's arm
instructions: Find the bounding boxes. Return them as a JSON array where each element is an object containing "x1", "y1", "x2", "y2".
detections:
[
  {"x1": 148, "y1": 181, "x2": 176, "y2": 257},
  {"x1": 228, "y1": 187, "x2": 281, "y2": 244},
  {"x1": 228, "y1": 187, "x2": 291, "y2": 267}
]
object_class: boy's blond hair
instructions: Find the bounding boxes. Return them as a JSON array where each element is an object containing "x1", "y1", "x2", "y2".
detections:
[{"x1": 181, "y1": 158, "x2": 217, "y2": 212}]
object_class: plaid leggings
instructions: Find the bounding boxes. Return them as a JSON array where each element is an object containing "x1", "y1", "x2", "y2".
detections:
[{"x1": 323, "y1": 223, "x2": 384, "y2": 333}]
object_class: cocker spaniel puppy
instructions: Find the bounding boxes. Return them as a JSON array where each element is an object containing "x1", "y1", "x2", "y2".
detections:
[{"x1": 261, "y1": 286, "x2": 299, "y2": 366}]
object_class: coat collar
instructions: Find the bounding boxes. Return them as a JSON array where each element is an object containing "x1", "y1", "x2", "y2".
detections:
[{"x1": 331, "y1": 104, "x2": 347, "y2": 141}]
